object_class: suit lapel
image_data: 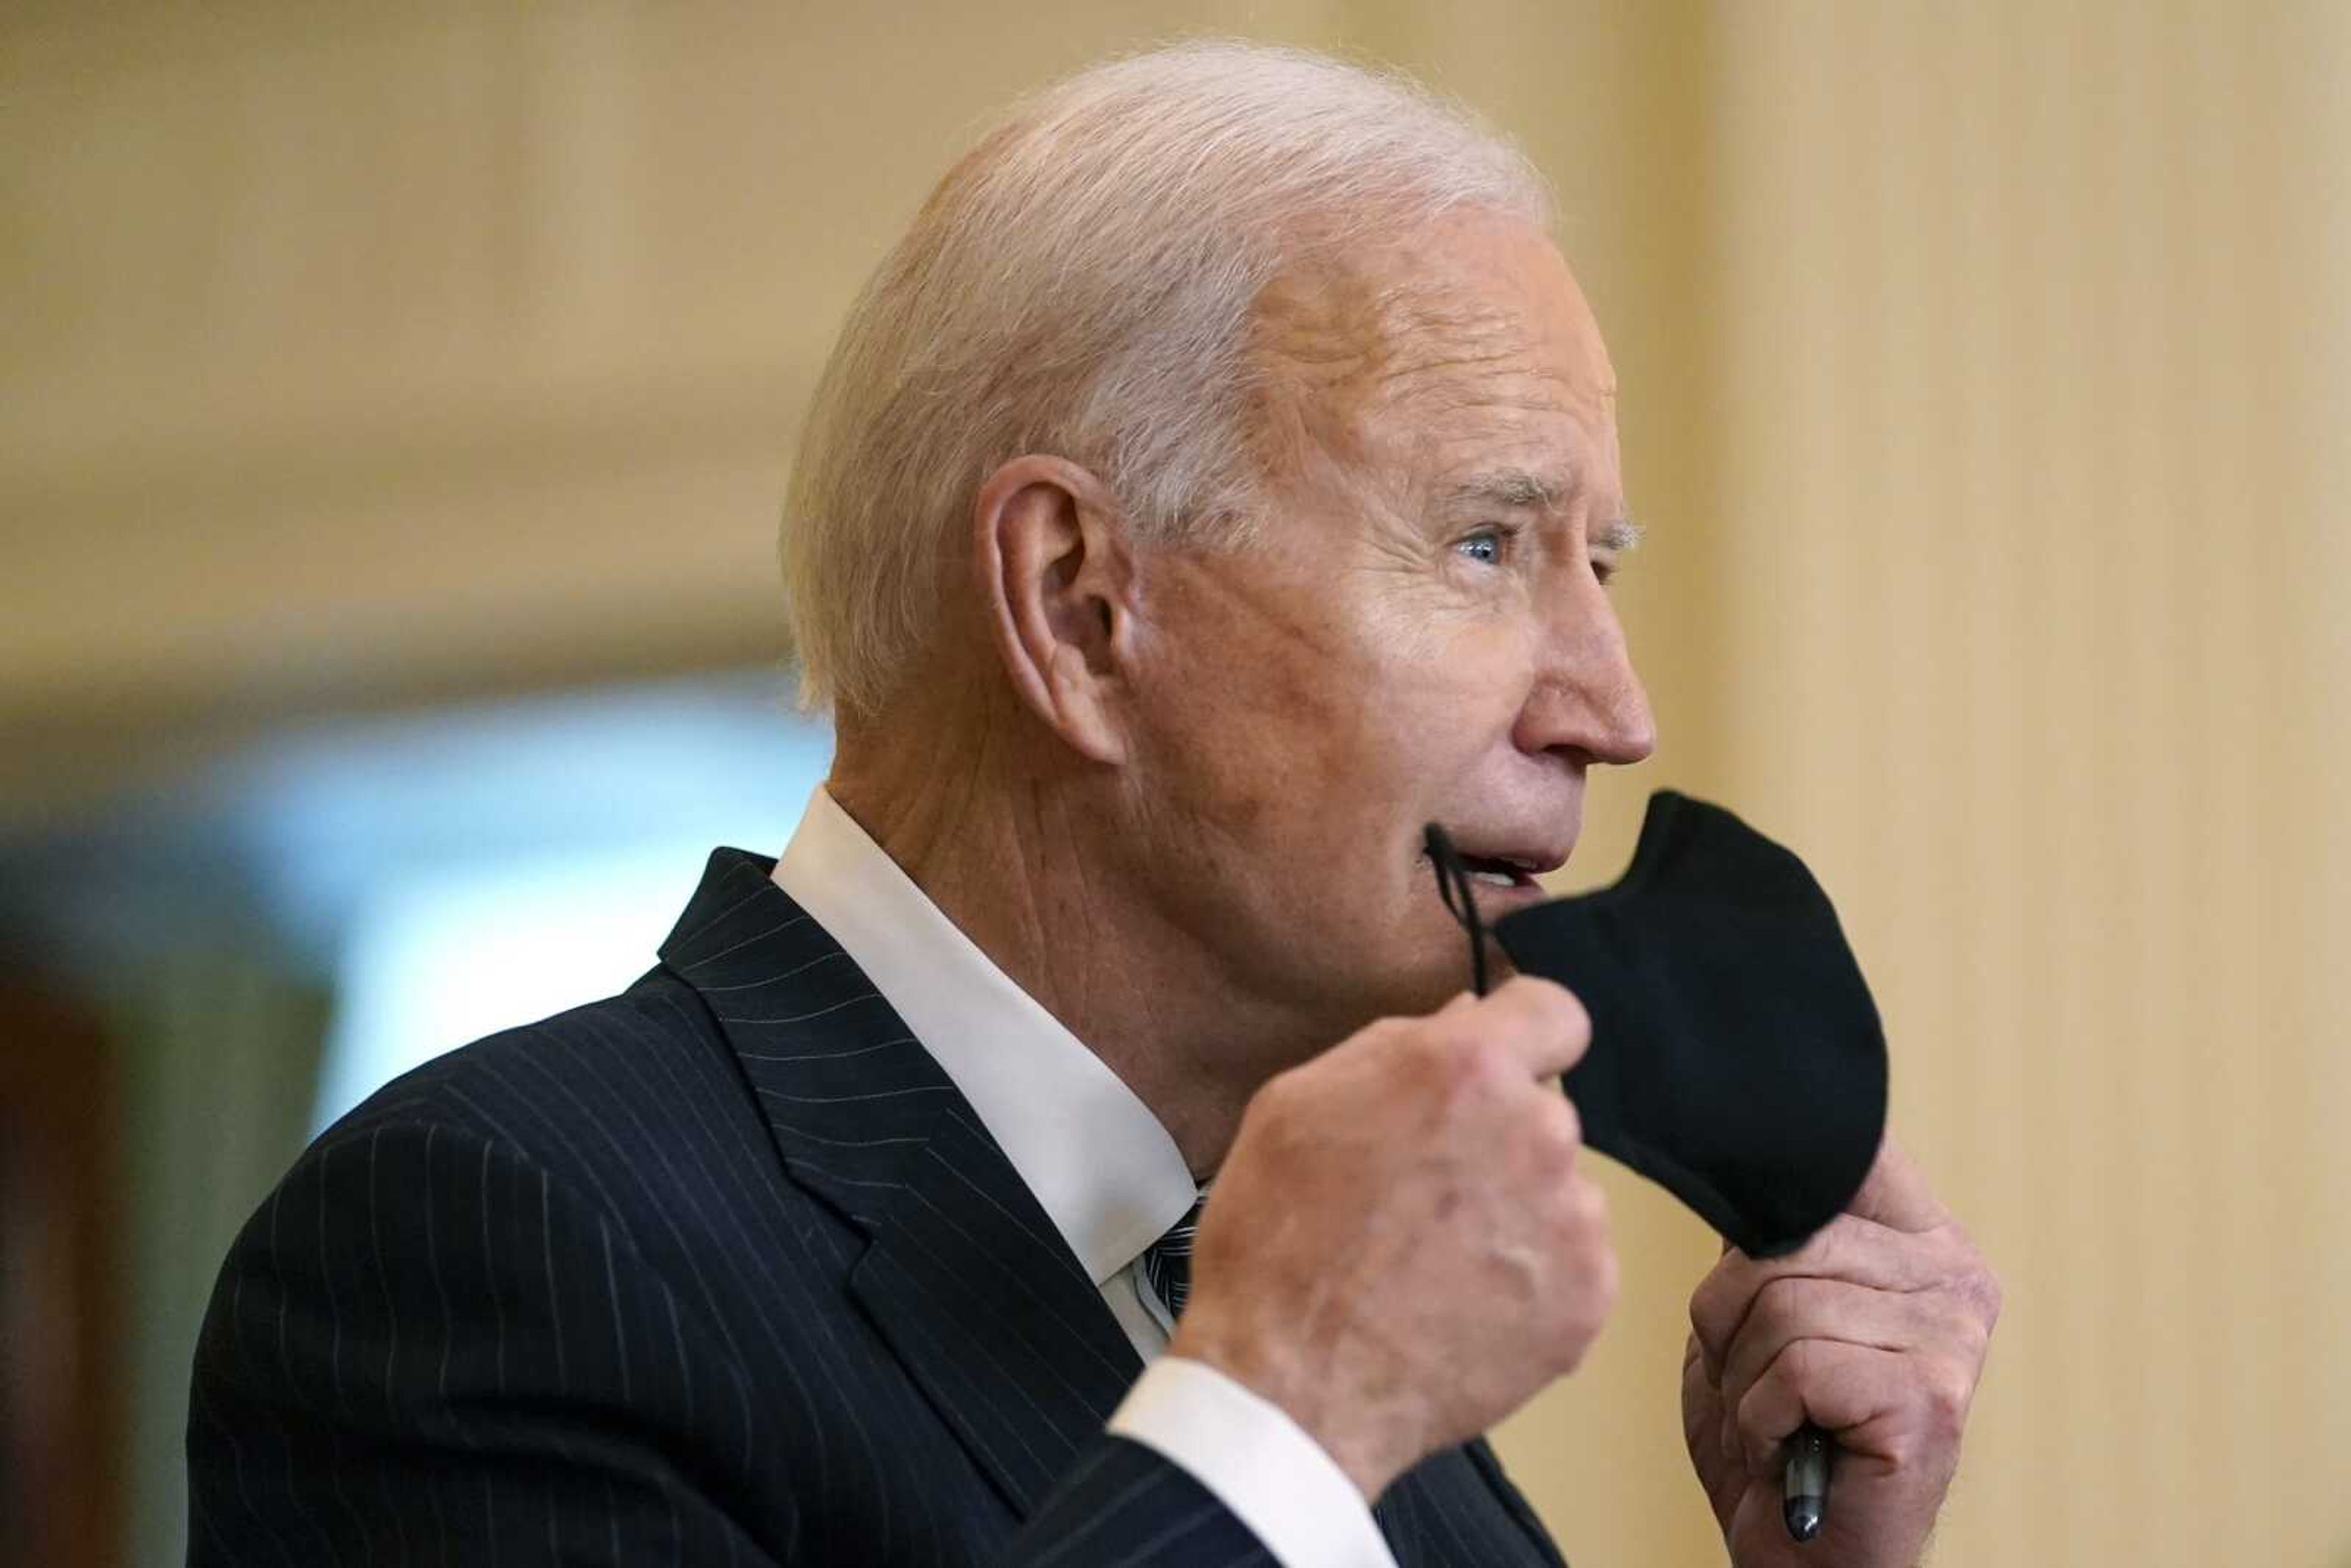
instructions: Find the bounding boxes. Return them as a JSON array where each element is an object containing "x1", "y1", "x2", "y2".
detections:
[{"x1": 658, "y1": 850, "x2": 1144, "y2": 1517}]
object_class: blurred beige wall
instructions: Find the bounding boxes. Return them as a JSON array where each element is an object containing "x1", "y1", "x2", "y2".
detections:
[
  {"x1": 1691, "y1": 7, "x2": 2351, "y2": 1565},
  {"x1": 6, "y1": 4, "x2": 2345, "y2": 1565}
]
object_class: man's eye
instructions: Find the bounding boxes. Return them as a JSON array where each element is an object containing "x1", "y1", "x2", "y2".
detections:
[{"x1": 1455, "y1": 527, "x2": 1507, "y2": 565}]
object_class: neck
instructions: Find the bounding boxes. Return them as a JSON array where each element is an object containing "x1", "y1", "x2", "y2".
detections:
[{"x1": 827, "y1": 685, "x2": 1316, "y2": 1177}]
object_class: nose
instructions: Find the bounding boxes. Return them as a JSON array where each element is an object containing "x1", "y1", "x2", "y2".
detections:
[{"x1": 1512, "y1": 568, "x2": 1657, "y2": 767}]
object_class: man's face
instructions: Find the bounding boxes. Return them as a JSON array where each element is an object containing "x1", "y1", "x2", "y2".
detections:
[{"x1": 1120, "y1": 214, "x2": 1655, "y2": 1052}]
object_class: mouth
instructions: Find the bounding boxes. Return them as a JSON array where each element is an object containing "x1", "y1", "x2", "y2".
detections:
[
  {"x1": 1425, "y1": 840, "x2": 1569, "y2": 896},
  {"x1": 1455, "y1": 853, "x2": 1542, "y2": 891}
]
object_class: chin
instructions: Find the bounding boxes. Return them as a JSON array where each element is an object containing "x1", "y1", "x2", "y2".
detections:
[
  {"x1": 1368, "y1": 939, "x2": 1480, "y2": 1021},
  {"x1": 1261, "y1": 948, "x2": 1466, "y2": 1078}
]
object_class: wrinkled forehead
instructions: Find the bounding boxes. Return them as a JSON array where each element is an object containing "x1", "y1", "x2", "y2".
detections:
[{"x1": 1245, "y1": 215, "x2": 1618, "y2": 500}]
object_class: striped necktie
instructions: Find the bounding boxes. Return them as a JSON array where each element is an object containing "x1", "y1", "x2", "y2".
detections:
[{"x1": 1140, "y1": 1195, "x2": 1206, "y2": 1320}]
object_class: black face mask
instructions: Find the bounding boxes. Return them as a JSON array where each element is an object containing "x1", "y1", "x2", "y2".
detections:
[{"x1": 1427, "y1": 791, "x2": 1886, "y2": 1258}]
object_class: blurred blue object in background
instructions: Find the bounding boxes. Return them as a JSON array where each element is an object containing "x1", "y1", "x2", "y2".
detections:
[
  {"x1": 193, "y1": 673, "x2": 832, "y2": 1128},
  {"x1": 0, "y1": 669, "x2": 829, "y2": 1567}
]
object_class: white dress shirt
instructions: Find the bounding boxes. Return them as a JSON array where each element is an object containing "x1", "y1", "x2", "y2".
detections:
[{"x1": 773, "y1": 786, "x2": 1397, "y2": 1568}]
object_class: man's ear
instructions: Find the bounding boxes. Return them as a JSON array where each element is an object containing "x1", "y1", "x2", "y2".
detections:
[{"x1": 970, "y1": 455, "x2": 1139, "y2": 765}]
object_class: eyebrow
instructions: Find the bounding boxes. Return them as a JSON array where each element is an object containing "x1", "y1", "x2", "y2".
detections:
[
  {"x1": 1445, "y1": 467, "x2": 1644, "y2": 555},
  {"x1": 1594, "y1": 517, "x2": 1644, "y2": 555},
  {"x1": 1447, "y1": 467, "x2": 1565, "y2": 511}
]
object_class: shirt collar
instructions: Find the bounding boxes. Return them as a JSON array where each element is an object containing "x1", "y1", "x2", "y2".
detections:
[{"x1": 772, "y1": 786, "x2": 1196, "y2": 1285}]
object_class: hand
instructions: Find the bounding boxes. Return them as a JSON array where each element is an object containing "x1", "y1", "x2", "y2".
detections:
[
  {"x1": 1168, "y1": 976, "x2": 1617, "y2": 1499},
  {"x1": 1679, "y1": 1139, "x2": 2000, "y2": 1567}
]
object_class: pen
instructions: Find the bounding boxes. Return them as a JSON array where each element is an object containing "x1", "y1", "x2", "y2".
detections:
[{"x1": 1783, "y1": 1423, "x2": 1832, "y2": 1542}]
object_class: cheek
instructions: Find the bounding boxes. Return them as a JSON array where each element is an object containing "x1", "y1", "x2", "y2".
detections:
[
  {"x1": 1352, "y1": 611, "x2": 1542, "y2": 773},
  {"x1": 1139, "y1": 577, "x2": 1370, "y2": 817},
  {"x1": 1134, "y1": 559, "x2": 1539, "y2": 848}
]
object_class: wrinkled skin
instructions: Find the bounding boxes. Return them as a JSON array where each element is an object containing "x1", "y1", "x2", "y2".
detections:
[
  {"x1": 839, "y1": 210, "x2": 1998, "y2": 1564},
  {"x1": 1681, "y1": 1140, "x2": 2000, "y2": 1568},
  {"x1": 1174, "y1": 977, "x2": 1618, "y2": 1499},
  {"x1": 1112, "y1": 212, "x2": 1655, "y2": 1068}
]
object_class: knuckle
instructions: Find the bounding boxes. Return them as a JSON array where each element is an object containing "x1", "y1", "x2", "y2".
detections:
[
  {"x1": 1963, "y1": 1262, "x2": 2004, "y2": 1327},
  {"x1": 1549, "y1": 1176, "x2": 1610, "y2": 1262},
  {"x1": 1550, "y1": 1091, "x2": 1584, "y2": 1150},
  {"x1": 1543, "y1": 981, "x2": 1595, "y2": 1052},
  {"x1": 1687, "y1": 1293, "x2": 1714, "y2": 1350},
  {"x1": 1416, "y1": 1016, "x2": 1484, "y2": 1074},
  {"x1": 1687, "y1": 1277, "x2": 1733, "y2": 1357},
  {"x1": 1749, "y1": 1272, "x2": 1810, "y2": 1336},
  {"x1": 1387, "y1": 1022, "x2": 1473, "y2": 1100},
  {"x1": 1793, "y1": 1218, "x2": 1847, "y2": 1272},
  {"x1": 1556, "y1": 987, "x2": 1592, "y2": 1048},
  {"x1": 1925, "y1": 1237, "x2": 2001, "y2": 1332},
  {"x1": 1939, "y1": 1296, "x2": 1993, "y2": 1362},
  {"x1": 1877, "y1": 1425, "x2": 1929, "y2": 1474},
  {"x1": 1249, "y1": 1064, "x2": 1310, "y2": 1123},
  {"x1": 1463, "y1": 1033, "x2": 1530, "y2": 1105},
  {"x1": 1430, "y1": 1038, "x2": 1500, "y2": 1107},
  {"x1": 1924, "y1": 1362, "x2": 1974, "y2": 1434},
  {"x1": 1230, "y1": 1102, "x2": 1300, "y2": 1173},
  {"x1": 1531, "y1": 1097, "x2": 1585, "y2": 1168},
  {"x1": 1242, "y1": 1064, "x2": 1329, "y2": 1152},
  {"x1": 1465, "y1": 1027, "x2": 1517, "y2": 1081},
  {"x1": 1774, "y1": 1335, "x2": 1819, "y2": 1390},
  {"x1": 1498, "y1": 973, "x2": 1564, "y2": 1006},
  {"x1": 1574, "y1": 1172, "x2": 1610, "y2": 1232},
  {"x1": 1555, "y1": 1244, "x2": 1619, "y2": 1372},
  {"x1": 1354, "y1": 1016, "x2": 1419, "y2": 1067},
  {"x1": 1503, "y1": 973, "x2": 1589, "y2": 1040},
  {"x1": 1233, "y1": 1082, "x2": 1284, "y2": 1144}
]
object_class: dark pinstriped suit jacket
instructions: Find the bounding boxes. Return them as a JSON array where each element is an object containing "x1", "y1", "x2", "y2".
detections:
[{"x1": 189, "y1": 849, "x2": 1572, "y2": 1566}]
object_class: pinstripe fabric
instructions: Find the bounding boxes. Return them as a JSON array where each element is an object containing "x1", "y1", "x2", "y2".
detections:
[{"x1": 188, "y1": 849, "x2": 1569, "y2": 1566}]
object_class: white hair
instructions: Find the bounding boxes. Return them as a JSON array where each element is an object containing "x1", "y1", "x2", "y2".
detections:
[{"x1": 781, "y1": 39, "x2": 1552, "y2": 717}]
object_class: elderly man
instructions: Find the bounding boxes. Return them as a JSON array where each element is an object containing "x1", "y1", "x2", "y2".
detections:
[{"x1": 190, "y1": 41, "x2": 1996, "y2": 1568}]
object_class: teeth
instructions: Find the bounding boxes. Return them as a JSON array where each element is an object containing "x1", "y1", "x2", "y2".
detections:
[{"x1": 1469, "y1": 869, "x2": 1518, "y2": 888}]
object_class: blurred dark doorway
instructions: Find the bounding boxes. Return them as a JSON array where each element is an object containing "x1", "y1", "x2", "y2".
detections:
[{"x1": 0, "y1": 977, "x2": 120, "y2": 1568}]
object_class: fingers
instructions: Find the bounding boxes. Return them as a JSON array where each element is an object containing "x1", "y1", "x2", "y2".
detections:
[
  {"x1": 1676, "y1": 1138, "x2": 1995, "y2": 1550},
  {"x1": 1678, "y1": 1330, "x2": 1749, "y2": 1522},
  {"x1": 1687, "y1": 1214, "x2": 1967, "y2": 1379},
  {"x1": 1712, "y1": 1275, "x2": 1959, "y2": 1438},
  {"x1": 1729, "y1": 1338, "x2": 1918, "y2": 1479},
  {"x1": 1464, "y1": 975, "x2": 1591, "y2": 1079}
]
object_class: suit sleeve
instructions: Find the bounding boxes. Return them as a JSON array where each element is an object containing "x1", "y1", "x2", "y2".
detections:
[
  {"x1": 188, "y1": 1119, "x2": 1281, "y2": 1567},
  {"x1": 188, "y1": 1119, "x2": 782, "y2": 1565}
]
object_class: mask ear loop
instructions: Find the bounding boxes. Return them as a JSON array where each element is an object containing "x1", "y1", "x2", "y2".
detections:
[{"x1": 1422, "y1": 822, "x2": 1490, "y2": 998}]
